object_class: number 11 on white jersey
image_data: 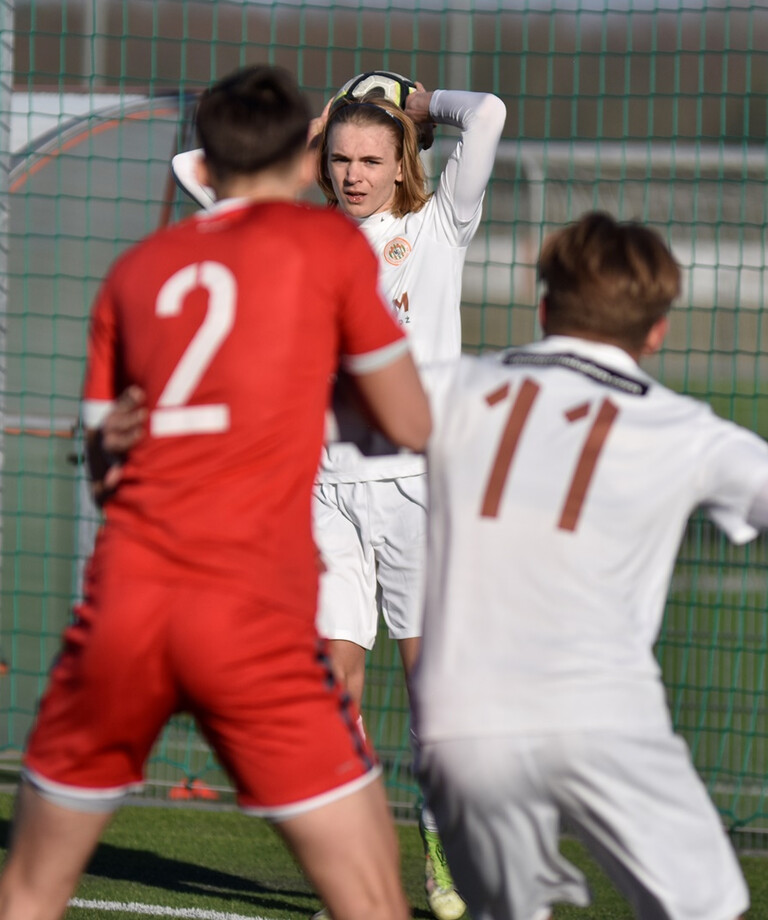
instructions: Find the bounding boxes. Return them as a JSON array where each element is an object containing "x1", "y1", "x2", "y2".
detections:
[{"x1": 479, "y1": 377, "x2": 619, "y2": 532}]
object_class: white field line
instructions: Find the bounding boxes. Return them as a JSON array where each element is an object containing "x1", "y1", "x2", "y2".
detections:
[{"x1": 68, "y1": 900, "x2": 278, "y2": 920}]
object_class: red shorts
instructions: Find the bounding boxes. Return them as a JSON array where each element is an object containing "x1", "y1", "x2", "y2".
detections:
[{"x1": 25, "y1": 528, "x2": 377, "y2": 816}]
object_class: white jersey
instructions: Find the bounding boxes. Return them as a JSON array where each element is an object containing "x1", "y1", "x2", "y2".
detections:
[
  {"x1": 319, "y1": 89, "x2": 507, "y2": 483},
  {"x1": 414, "y1": 336, "x2": 768, "y2": 742}
]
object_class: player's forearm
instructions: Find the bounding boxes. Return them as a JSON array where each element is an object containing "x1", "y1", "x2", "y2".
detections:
[{"x1": 429, "y1": 88, "x2": 505, "y2": 134}]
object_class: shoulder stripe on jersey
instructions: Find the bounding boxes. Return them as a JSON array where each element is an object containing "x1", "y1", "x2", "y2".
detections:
[
  {"x1": 500, "y1": 350, "x2": 649, "y2": 396},
  {"x1": 343, "y1": 338, "x2": 410, "y2": 375}
]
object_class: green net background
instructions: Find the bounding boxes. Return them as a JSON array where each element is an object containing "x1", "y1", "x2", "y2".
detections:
[{"x1": 1, "y1": 0, "x2": 766, "y2": 844}]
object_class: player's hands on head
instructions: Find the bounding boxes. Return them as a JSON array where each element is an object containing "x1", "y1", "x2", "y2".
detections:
[
  {"x1": 403, "y1": 82, "x2": 432, "y2": 121},
  {"x1": 404, "y1": 83, "x2": 436, "y2": 149},
  {"x1": 308, "y1": 99, "x2": 333, "y2": 151}
]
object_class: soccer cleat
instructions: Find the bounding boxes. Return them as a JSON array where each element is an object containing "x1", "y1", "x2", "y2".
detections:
[
  {"x1": 420, "y1": 816, "x2": 467, "y2": 920},
  {"x1": 310, "y1": 910, "x2": 329, "y2": 919}
]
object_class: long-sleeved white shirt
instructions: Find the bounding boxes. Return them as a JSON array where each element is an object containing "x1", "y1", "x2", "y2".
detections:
[{"x1": 320, "y1": 89, "x2": 506, "y2": 483}]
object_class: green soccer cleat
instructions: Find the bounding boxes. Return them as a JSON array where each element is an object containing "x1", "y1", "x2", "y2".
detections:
[{"x1": 420, "y1": 815, "x2": 467, "y2": 920}]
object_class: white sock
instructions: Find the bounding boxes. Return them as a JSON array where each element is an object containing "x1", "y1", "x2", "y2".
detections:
[{"x1": 420, "y1": 801, "x2": 439, "y2": 833}]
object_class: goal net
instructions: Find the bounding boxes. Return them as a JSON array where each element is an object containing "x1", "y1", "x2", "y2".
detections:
[{"x1": 1, "y1": 0, "x2": 766, "y2": 843}]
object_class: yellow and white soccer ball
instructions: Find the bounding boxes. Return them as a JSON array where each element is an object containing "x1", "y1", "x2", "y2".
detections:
[{"x1": 332, "y1": 70, "x2": 418, "y2": 111}]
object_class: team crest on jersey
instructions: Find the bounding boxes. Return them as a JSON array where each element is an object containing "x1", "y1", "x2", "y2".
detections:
[{"x1": 383, "y1": 237, "x2": 412, "y2": 265}]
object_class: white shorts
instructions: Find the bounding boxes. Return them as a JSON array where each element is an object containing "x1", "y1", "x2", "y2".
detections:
[
  {"x1": 313, "y1": 476, "x2": 427, "y2": 648},
  {"x1": 418, "y1": 732, "x2": 749, "y2": 920}
]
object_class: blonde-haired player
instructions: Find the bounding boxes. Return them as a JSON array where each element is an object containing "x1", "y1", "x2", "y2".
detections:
[
  {"x1": 414, "y1": 211, "x2": 756, "y2": 920},
  {"x1": 310, "y1": 76, "x2": 505, "y2": 920}
]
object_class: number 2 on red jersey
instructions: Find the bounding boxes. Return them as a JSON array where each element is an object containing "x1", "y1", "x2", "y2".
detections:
[
  {"x1": 151, "y1": 261, "x2": 236, "y2": 437},
  {"x1": 479, "y1": 377, "x2": 619, "y2": 532}
]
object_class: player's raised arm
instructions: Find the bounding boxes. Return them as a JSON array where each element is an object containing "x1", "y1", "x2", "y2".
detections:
[{"x1": 410, "y1": 87, "x2": 506, "y2": 224}]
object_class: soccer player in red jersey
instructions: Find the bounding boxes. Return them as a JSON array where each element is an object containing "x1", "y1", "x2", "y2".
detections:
[{"x1": 0, "y1": 65, "x2": 428, "y2": 920}]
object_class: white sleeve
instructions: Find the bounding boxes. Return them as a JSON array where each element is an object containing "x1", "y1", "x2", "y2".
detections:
[
  {"x1": 171, "y1": 149, "x2": 216, "y2": 210},
  {"x1": 699, "y1": 420, "x2": 768, "y2": 543},
  {"x1": 342, "y1": 338, "x2": 410, "y2": 374},
  {"x1": 428, "y1": 89, "x2": 506, "y2": 225}
]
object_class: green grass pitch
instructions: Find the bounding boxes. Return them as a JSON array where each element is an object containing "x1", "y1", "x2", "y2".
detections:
[{"x1": 0, "y1": 792, "x2": 764, "y2": 919}]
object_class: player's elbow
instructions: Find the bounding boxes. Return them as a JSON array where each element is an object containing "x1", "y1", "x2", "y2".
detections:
[
  {"x1": 386, "y1": 401, "x2": 432, "y2": 453},
  {"x1": 480, "y1": 93, "x2": 507, "y2": 135}
]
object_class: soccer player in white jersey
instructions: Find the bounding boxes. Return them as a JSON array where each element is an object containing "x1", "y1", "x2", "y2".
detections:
[
  {"x1": 413, "y1": 211, "x2": 759, "y2": 920},
  {"x1": 311, "y1": 79, "x2": 506, "y2": 920}
]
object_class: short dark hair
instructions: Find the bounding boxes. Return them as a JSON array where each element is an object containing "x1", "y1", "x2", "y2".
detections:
[
  {"x1": 537, "y1": 211, "x2": 681, "y2": 351},
  {"x1": 195, "y1": 65, "x2": 310, "y2": 183}
]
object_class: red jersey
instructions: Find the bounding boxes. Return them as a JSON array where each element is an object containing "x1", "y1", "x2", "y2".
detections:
[{"x1": 82, "y1": 199, "x2": 407, "y2": 613}]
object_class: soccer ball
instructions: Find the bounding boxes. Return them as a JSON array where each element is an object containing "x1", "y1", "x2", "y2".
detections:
[
  {"x1": 332, "y1": 70, "x2": 418, "y2": 112},
  {"x1": 330, "y1": 70, "x2": 433, "y2": 149}
]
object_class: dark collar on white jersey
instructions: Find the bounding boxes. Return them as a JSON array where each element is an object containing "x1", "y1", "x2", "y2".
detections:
[{"x1": 499, "y1": 349, "x2": 650, "y2": 396}]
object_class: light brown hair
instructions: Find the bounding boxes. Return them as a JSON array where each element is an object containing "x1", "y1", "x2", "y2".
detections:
[
  {"x1": 316, "y1": 96, "x2": 430, "y2": 218},
  {"x1": 537, "y1": 211, "x2": 681, "y2": 352}
]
